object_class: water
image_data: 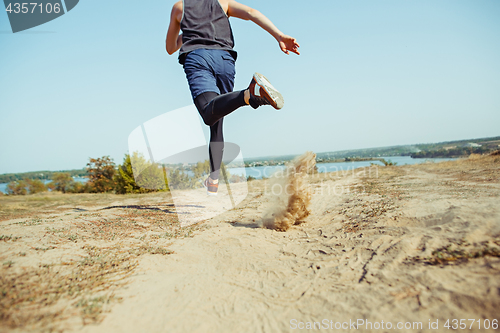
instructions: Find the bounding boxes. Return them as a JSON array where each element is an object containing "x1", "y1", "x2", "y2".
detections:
[
  {"x1": 229, "y1": 156, "x2": 457, "y2": 179},
  {"x1": 0, "y1": 157, "x2": 456, "y2": 193}
]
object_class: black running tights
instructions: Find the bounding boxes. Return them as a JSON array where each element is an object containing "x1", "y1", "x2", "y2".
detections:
[{"x1": 194, "y1": 90, "x2": 247, "y2": 180}]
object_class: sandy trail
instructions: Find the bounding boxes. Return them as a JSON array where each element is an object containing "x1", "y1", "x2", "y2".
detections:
[{"x1": 75, "y1": 159, "x2": 500, "y2": 333}]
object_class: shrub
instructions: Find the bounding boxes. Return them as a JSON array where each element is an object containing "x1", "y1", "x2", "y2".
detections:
[
  {"x1": 86, "y1": 156, "x2": 116, "y2": 193},
  {"x1": 66, "y1": 181, "x2": 90, "y2": 193},
  {"x1": 379, "y1": 158, "x2": 397, "y2": 166},
  {"x1": 48, "y1": 173, "x2": 74, "y2": 193},
  {"x1": 6, "y1": 180, "x2": 27, "y2": 195},
  {"x1": 229, "y1": 174, "x2": 246, "y2": 183},
  {"x1": 25, "y1": 179, "x2": 47, "y2": 194}
]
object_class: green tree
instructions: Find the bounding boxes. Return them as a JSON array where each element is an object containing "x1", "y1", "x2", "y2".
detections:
[
  {"x1": 86, "y1": 156, "x2": 116, "y2": 193},
  {"x1": 191, "y1": 160, "x2": 210, "y2": 179},
  {"x1": 165, "y1": 167, "x2": 194, "y2": 189},
  {"x1": 114, "y1": 153, "x2": 167, "y2": 194},
  {"x1": 130, "y1": 153, "x2": 167, "y2": 192}
]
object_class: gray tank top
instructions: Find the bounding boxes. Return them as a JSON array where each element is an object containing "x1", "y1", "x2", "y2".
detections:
[{"x1": 178, "y1": 0, "x2": 237, "y2": 64}]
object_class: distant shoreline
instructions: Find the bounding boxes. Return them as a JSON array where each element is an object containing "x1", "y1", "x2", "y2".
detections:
[{"x1": 1, "y1": 134, "x2": 498, "y2": 183}]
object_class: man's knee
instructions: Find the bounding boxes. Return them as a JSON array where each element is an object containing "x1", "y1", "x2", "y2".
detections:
[
  {"x1": 195, "y1": 92, "x2": 218, "y2": 126},
  {"x1": 203, "y1": 115, "x2": 216, "y2": 127},
  {"x1": 201, "y1": 107, "x2": 216, "y2": 126}
]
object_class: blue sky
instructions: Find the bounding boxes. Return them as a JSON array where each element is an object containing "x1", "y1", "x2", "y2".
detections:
[{"x1": 1, "y1": 0, "x2": 499, "y2": 174}]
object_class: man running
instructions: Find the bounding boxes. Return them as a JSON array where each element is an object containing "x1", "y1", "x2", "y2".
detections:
[{"x1": 166, "y1": 0, "x2": 300, "y2": 195}]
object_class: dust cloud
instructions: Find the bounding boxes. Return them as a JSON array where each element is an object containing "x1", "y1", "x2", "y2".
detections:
[{"x1": 262, "y1": 151, "x2": 316, "y2": 231}]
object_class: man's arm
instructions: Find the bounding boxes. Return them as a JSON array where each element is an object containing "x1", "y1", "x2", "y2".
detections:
[
  {"x1": 226, "y1": 0, "x2": 300, "y2": 55},
  {"x1": 166, "y1": 1, "x2": 183, "y2": 55}
]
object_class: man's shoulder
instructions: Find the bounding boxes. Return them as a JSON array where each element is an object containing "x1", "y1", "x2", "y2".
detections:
[
  {"x1": 171, "y1": 0, "x2": 183, "y2": 21},
  {"x1": 173, "y1": 0, "x2": 183, "y2": 10}
]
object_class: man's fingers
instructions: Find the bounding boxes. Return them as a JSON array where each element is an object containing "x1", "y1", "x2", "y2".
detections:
[{"x1": 279, "y1": 38, "x2": 300, "y2": 55}]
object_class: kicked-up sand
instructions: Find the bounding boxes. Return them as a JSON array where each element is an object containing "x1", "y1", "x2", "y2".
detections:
[{"x1": 0, "y1": 153, "x2": 499, "y2": 332}]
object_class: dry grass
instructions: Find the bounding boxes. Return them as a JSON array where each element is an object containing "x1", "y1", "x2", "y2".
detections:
[
  {"x1": 334, "y1": 166, "x2": 407, "y2": 233},
  {"x1": 1, "y1": 246, "x2": 135, "y2": 329},
  {"x1": 1, "y1": 154, "x2": 498, "y2": 330},
  {"x1": 0, "y1": 192, "x2": 205, "y2": 332},
  {"x1": 409, "y1": 240, "x2": 500, "y2": 266},
  {"x1": 0, "y1": 191, "x2": 173, "y2": 222},
  {"x1": 341, "y1": 154, "x2": 500, "y2": 268},
  {"x1": 413, "y1": 154, "x2": 500, "y2": 184},
  {"x1": 337, "y1": 154, "x2": 500, "y2": 235}
]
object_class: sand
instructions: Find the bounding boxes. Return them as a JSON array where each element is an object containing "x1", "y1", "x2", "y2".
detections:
[{"x1": 1, "y1": 154, "x2": 499, "y2": 332}]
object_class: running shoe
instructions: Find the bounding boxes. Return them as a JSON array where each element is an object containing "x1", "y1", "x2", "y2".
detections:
[
  {"x1": 248, "y1": 72, "x2": 284, "y2": 110},
  {"x1": 203, "y1": 177, "x2": 218, "y2": 196}
]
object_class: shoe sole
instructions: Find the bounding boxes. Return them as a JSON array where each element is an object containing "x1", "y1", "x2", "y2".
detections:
[{"x1": 253, "y1": 72, "x2": 284, "y2": 110}]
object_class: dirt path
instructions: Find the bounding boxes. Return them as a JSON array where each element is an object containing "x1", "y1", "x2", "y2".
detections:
[{"x1": 75, "y1": 159, "x2": 500, "y2": 333}]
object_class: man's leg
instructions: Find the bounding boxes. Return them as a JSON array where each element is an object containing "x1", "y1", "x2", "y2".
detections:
[
  {"x1": 193, "y1": 74, "x2": 284, "y2": 185},
  {"x1": 194, "y1": 71, "x2": 285, "y2": 128},
  {"x1": 185, "y1": 50, "x2": 284, "y2": 191},
  {"x1": 194, "y1": 92, "x2": 237, "y2": 184},
  {"x1": 197, "y1": 63, "x2": 286, "y2": 184},
  {"x1": 194, "y1": 90, "x2": 246, "y2": 127},
  {"x1": 208, "y1": 118, "x2": 223, "y2": 181}
]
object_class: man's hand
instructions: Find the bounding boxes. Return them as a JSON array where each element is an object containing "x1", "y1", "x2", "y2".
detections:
[
  {"x1": 226, "y1": 1, "x2": 300, "y2": 56},
  {"x1": 278, "y1": 35, "x2": 300, "y2": 55}
]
